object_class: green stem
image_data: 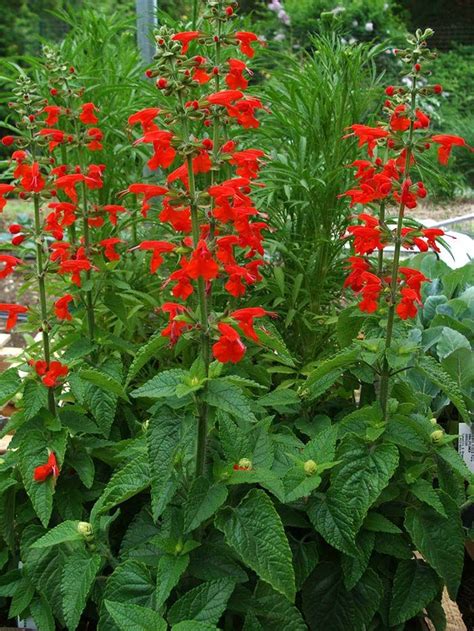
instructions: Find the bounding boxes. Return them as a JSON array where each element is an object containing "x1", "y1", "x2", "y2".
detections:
[
  {"x1": 379, "y1": 75, "x2": 418, "y2": 420},
  {"x1": 192, "y1": 0, "x2": 199, "y2": 29},
  {"x1": 80, "y1": 180, "x2": 96, "y2": 344},
  {"x1": 187, "y1": 155, "x2": 210, "y2": 477},
  {"x1": 33, "y1": 194, "x2": 56, "y2": 416}
]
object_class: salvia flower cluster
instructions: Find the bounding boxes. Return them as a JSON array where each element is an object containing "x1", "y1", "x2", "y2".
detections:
[
  {"x1": 341, "y1": 29, "x2": 471, "y2": 321},
  {"x1": 126, "y1": 0, "x2": 273, "y2": 364}
]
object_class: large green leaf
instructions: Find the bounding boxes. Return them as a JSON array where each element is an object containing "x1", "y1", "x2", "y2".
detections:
[
  {"x1": 415, "y1": 354, "x2": 469, "y2": 420},
  {"x1": 172, "y1": 623, "x2": 218, "y2": 631},
  {"x1": 105, "y1": 601, "x2": 166, "y2": 631},
  {"x1": 215, "y1": 489, "x2": 295, "y2": 601},
  {"x1": 155, "y1": 554, "x2": 189, "y2": 610},
  {"x1": 30, "y1": 594, "x2": 55, "y2": 631},
  {"x1": 31, "y1": 521, "x2": 82, "y2": 548},
  {"x1": 146, "y1": 407, "x2": 182, "y2": 519},
  {"x1": 62, "y1": 550, "x2": 102, "y2": 631},
  {"x1": 130, "y1": 369, "x2": 187, "y2": 399},
  {"x1": 0, "y1": 368, "x2": 21, "y2": 407},
  {"x1": 405, "y1": 491, "x2": 464, "y2": 598},
  {"x1": 204, "y1": 379, "x2": 257, "y2": 423},
  {"x1": 167, "y1": 578, "x2": 236, "y2": 626},
  {"x1": 184, "y1": 478, "x2": 228, "y2": 533},
  {"x1": 436, "y1": 327, "x2": 470, "y2": 360},
  {"x1": 126, "y1": 332, "x2": 168, "y2": 385},
  {"x1": 248, "y1": 581, "x2": 308, "y2": 630},
  {"x1": 389, "y1": 559, "x2": 442, "y2": 626},
  {"x1": 79, "y1": 368, "x2": 128, "y2": 400},
  {"x1": 23, "y1": 379, "x2": 49, "y2": 421}
]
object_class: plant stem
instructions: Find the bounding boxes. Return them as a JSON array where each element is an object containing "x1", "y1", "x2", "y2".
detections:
[
  {"x1": 80, "y1": 180, "x2": 96, "y2": 344},
  {"x1": 192, "y1": 0, "x2": 199, "y2": 30},
  {"x1": 379, "y1": 76, "x2": 417, "y2": 420},
  {"x1": 33, "y1": 194, "x2": 56, "y2": 416},
  {"x1": 186, "y1": 155, "x2": 210, "y2": 477}
]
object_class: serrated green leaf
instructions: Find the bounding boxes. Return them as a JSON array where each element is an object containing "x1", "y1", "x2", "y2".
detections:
[
  {"x1": 305, "y1": 347, "x2": 359, "y2": 400},
  {"x1": 364, "y1": 512, "x2": 402, "y2": 534},
  {"x1": 341, "y1": 530, "x2": 375, "y2": 590},
  {"x1": 415, "y1": 354, "x2": 469, "y2": 421},
  {"x1": 79, "y1": 368, "x2": 128, "y2": 400},
  {"x1": 249, "y1": 581, "x2": 308, "y2": 630},
  {"x1": 9, "y1": 576, "x2": 34, "y2": 617},
  {"x1": 146, "y1": 407, "x2": 182, "y2": 519},
  {"x1": 155, "y1": 554, "x2": 189, "y2": 610},
  {"x1": 31, "y1": 521, "x2": 82, "y2": 548},
  {"x1": 409, "y1": 479, "x2": 448, "y2": 517},
  {"x1": 204, "y1": 379, "x2": 257, "y2": 423},
  {"x1": 188, "y1": 542, "x2": 248, "y2": 583},
  {"x1": 436, "y1": 444, "x2": 473, "y2": 481},
  {"x1": 126, "y1": 333, "x2": 167, "y2": 385},
  {"x1": 130, "y1": 369, "x2": 187, "y2": 399},
  {"x1": 167, "y1": 578, "x2": 236, "y2": 626},
  {"x1": 30, "y1": 594, "x2": 55, "y2": 631},
  {"x1": 68, "y1": 446, "x2": 95, "y2": 489},
  {"x1": 307, "y1": 494, "x2": 359, "y2": 557},
  {"x1": 184, "y1": 478, "x2": 228, "y2": 533},
  {"x1": 258, "y1": 388, "x2": 300, "y2": 411},
  {"x1": 62, "y1": 550, "x2": 102, "y2": 631},
  {"x1": 22, "y1": 379, "x2": 49, "y2": 421},
  {"x1": 215, "y1": 489, "x2": 295, "y2": 601},
  {"x1": 405, "y1": 491, "x2": 464, "y2": 598},
  {"x1": 172, "y1": 623, "x2": 218, "y2": 631},
  {"x1": 0, "y1": 368, "x2": 21, "y2": 407},
  {"x1": 283, "y1": 468, "x2": 322, "y2": 502},
  {"x1": 389, "y1": 559, "x2": 442, "y2": 626},
  {"x1": 105, "y1": 600, "x2": 166, "y2": 631}
]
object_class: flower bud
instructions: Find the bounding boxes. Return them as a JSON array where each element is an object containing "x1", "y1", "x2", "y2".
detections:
[
  {"x1": 429, "y1": 417, "x2": 437, "y2": 425},
  {"x1": 157, "y1": 77, "x2": 168, "y2": 89},
  {"x1": 145, "y1": 69, "x2": 153, "y2": 78},
  {"x1": 430, "y1": 429, "x2": 444, "y2": 445},
  {"x1": 77, "y1": 521, "x2": 94, "y2": 541},
  {"x1": 304, "y1": 459, "x2": 318, "y2": 475},
  {"x1": 12, "y1": 235, "x2": 25, "y2": 246},
  {"x1": 434, "y1": 84, "x2": 443, "y2": 94},
  {"x1": 50, "y1": 88, "x2": 58, "y2": 96},
  {"x1": 236, "y1": 458, "x2": 252, "y2": 470},
  {"x1": 385, "y1": 86, "x2": 395, "y2": 96},
  {"x1": 9, "y1": 224, "x2": 22, "y2": 234},
  {"x1": 225, "y1": 6, "x2": 233, "y2": 16},
  {"x1": 1, "y1": 135, "x2": 15, "y2": 146},
  {"x1": 414, "y1": 63, "x2": 421, "y2": 72}
]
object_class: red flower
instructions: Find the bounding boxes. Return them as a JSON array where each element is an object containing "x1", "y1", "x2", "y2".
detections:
[
  {"x1": 138, "y1": 240, "x2": 175, "y2": 273},
  {"x1": 230, "y1": 307, "x2": 275, "y2": 341},
  {"x1": 59, "y1": 259, "x2": 93, "y2": 287},
  {"x1": 20, "y1": 163, "x2": 45, "y2": 193},
  {"x1": 414, "y1": 109, "x2": 430, "y2": 129},
  {"x1": 159, "y1": 199, "x2": 192, "y2": 232},
  {"x1": 54, "y1": 294, "x2": 74, "y2": 321},
  {"x1": 227, "y1": 96, "x2": 265, "y2": 129},
  {"x1": 37, "y1": 128, "x2": 67, "y2": 152},
  {"x1": 212, "y1": 323, "x2": 246, "y2": 363},
  {"x1": 79, "y1": 102, "x2": 99, "y2": 125},
  {"x1": 86, "y1": 127, "x2": 103, "y2": 151},
  {"x1": 344, "y1": 256, "x2": 371, "y2": 292},
  {"x1": 0, "y1": 254, "x2": 22, "y2": 279},
  {"x1": 34, "y1": 452, "x2": 60, "y2": 483},
  {"x1": 396, "y1": 287, "x2": 420, "y2": 319},
  {"x1": 102, "y1": 204, "x2": 126, "y2": 225},
  {"x1": 0, "y1": 183, "x2": 15, "y2": 212},
  {"x1": 50, "y1": 242, "x2": 72, "y2": 263},
  {"x1": 431, "y1": 134, "x2": 469, "y2": 165},
  {"x1": 226, "y1": 58, "x2": 248, "y2": 90},
  {"x1": 206, "y1": 90, "x2": 244, "y2": 107},
  {"x1": 358, "y1": 272, "x2": 382, "y2": 313},
  {"x1": 54, "y1": 174, "x2": 85, "y2": 202},
  {"x1": 42, "y1": 105, "x2": 62, "y2": 127},
  {"x1": 30, "y1": 359, "x2": 69, "y2": 388},
  {"x1": 422, "y1": 227, "x2": 444, "y2": 252},
  {"x1": 128, "y1": 108, "x2": 161, "y2": 132},
  {"x1": 228, "y1": 149, "x2": 264, "y2": 179},
  {"x1": 161, "y1": 302, "x2": 191, "y2": 344},
  {"x1": 100, "y1": 237, "x2": 123, "y2": 261},
  {"x1": 186, "y1": 240, "x2": 219, "y2": 280},
  {"x1": 133, "y1": 130, "x2": 175, "y2": 170},
  {"x1": 0, "y1": 303, "x2": 27, "y2": 331},
  {"x1": 347, "y1": 213, "x2": 386, "y2": 255},
  {"x1": 126, "y1": 183, "x2": 168, "y2": 217},
  {"x1": 390, "y1": 105, "x2": 411, "y2": 132},
  {"x1": 171, "y1": 31, "x2": 202, "y2": 54},
  {"x1": 399, "y1": 267, "x2": 429, "y2": 299},
  {"x1": 235, "y1": 32, "x2": 261, "y2": 58},
  {"x1": 344, "y1": 125, "x2": 390, "y2": 157}
]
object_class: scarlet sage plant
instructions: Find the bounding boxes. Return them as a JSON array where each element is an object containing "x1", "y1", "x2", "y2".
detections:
[
  {"x1": 126, "y1": 1, "x2": 274, "y2": 475},
  {"x1": 340, "y1": 28, "x2": 471, "y2": 419}
]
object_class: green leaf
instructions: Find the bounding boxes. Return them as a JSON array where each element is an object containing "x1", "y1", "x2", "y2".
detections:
[
  {"x1": 305, "y1": 347, "x2": 359, "y2": 400},
  {"x1": 62, "y1": 550, "x2": 102, "y2": 631},
  {"x1": 215, "y1": 489, "x2": 295, "y2": 601},
  {"x1": 436, "y1": 327, "x2": 470, "y2": 359},
  {"x1": 146, "y1": 408, "x2": 182, "y2": 519},
  {"x1": 283, "y1": 468, "x2": 322, "y2": 502},
  {"x1": 425, "y1": 599, "x2": 447, "y2": 631},
  {"x1": 389, "y1": 559, "x2": 442, "y2": 626},
  {"x1": 31, "y1": 521, "x2": 82, "y2": 548},
  {"x1": 0, "y1": 368, "x2": 21, "y2": 407},
  {"x1": 188, "y1": 543, "x2": 248, "y2": 584},
  {"x1": 126, "y1": 332, "x2": 167, "y2": 385},
  {"x1": 303, "y1": 425, "x2": 338, "y2": 462},
  {"x1": 258, "y1": 388, "x2": 300, "y2": 412},
  {"x1": 9, "y1": 576, "x2": 34, "y2": 617},
  {"x1": 130, "y1": 369, "x2": 187, "y2": 399},
  {"x1": 105, "y1": 601, "x2": 166, "y2": 631},
  {"x1": 92, "y1": 452, "x2": 150, "y2": 521},
  {"x1": 23, "y1": 379, "x2": 49, "y2": 421},
  {"x1": 204, "y1": 379, "x2": 257, "y2": 423},
  {"x1": 79, "y1": 368, "x2": 128, "y2": 400},
  {"x1": 68, "y1": 446, "x2": 95, "y2": 489},
  {"x1": 302, "y1": 564, "x2": 382, "y2": 631},
  {"x1": 436, "y1": 444, "x2": 473, "y2": 481},
  {"x1": 384, "y1": 415, "x2": 430, "y2": 453},
  {"x1": 363, "y1": 512, "x2": 402, "y2": 534},
  {"x1": 30, "y1": 594, "x2": 55, "y2": 631},
  {"x1": 172, "y1": 623, "x2": 218, "y2": 631},
  {"x1": 307, "y1": 495, "x2": 359, "y2": 557},
  {"x1": 167, "y1": 578, "x2": 236, "y2": 626},
  {"x1": 409, "y1": 479, "x2": 447, "y2": 517},
  {"x1": 249, "y1": 581, "x2": 308, "y2": 630},
  {"x1": 405, "y1": 491, "x2": 464, "y2": 598},
  {"x1": 184, "y1": 478, "x2": 228, "y2": 533},
  {"x1": 155, "y1": 554, "x2": 189, "y2": 610},
  {"x1": 341, "y1": 530, "x2": 375, "y2": 590},
  {"x1": 415, "y1": 354, "x2": 469, "y2": 421}
]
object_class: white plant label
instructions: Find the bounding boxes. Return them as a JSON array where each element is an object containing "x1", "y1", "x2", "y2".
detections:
[{"x1": 458, "y1": 423, "x2": 473, "y2": 473}]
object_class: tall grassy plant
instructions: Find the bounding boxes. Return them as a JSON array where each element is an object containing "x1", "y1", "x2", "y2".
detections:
[{"x1": 255, "y1": 33, "x2": 384, "y2": 362}]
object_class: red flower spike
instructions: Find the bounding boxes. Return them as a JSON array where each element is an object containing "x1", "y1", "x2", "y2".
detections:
[
  {"x1": 212, "y1": 323, "x2": 246, "y2": 363},
  {"x1": 34, "y1": 452, "x2": 60, "y2": 483},
  {"x1": 79, "y1": 102, "x2": 99, "y2": 125},
  {"x1": 0, "y1": 303, "x2": 27, "y2": 331}
]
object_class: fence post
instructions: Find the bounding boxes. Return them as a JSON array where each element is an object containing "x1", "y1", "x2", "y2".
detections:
[{"x1": 135, "y1": 0, "x2": 158, "y2": 65}]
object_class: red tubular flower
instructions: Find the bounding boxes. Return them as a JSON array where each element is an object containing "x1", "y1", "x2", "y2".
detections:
[
  {"x1": 414, "y1": 109, "x2": 430, "y2": 129},
  {"x1": 100, "y1": 237, "x2": 123, "y2": 261},
  {"x1": 37, "y1": 128, "x2": 67, "y2": 152},
  {"x1": 399, "y1": 267, "x2": 429, "y2": 299},
  {"x1": 0, "y1": 183, "x2": 15, "y2": 212},
  {"x1": 396, "y1": 287, "x2": 420, "y2": 319},
  {"x1": 390, "y1": 105, "x2": 411, "y2": 132},
  {"x1": 159, "y1": 199, "x2": 192, "y2": 232},
  {"x1": 134, "y1": 130, "x2": 176, "y2": 170},
  {"x1": 235, "y1": 32, "x2": 262, "y2": 58},
  {"x1": 128, "y1": 108, "x2": 161, "y2": 133},
  {"x1": 347, "y1": 213, "x2": 386, "y2": 255},
  {"x1": 344, "y1": 256, "x2": 371, "y2": 292},
  {"x1": 229, "y1": 149, "x2": 264, "y2": 179},
  {"x1": 344, "y1": 125, "x2": 390, "y2": 157},
  {"x1": 126, "y1": 183, "x2": 168, "y2": 217},
  {"x1": 186, "y1": 240, "x2": 219, "y2": 280},
  {"x1": 0, "y1": 254, "x2": 22, "y2": 279},
  {"x1": 86, "y1": 127, "x2": 103, "y2": 151},
  {"x1": 34, "y1": 452, "x2": 60, "y2": 483},
  {"x1": 54, "y1": 294, "x2": 74, "y2": 321},
  {"x1": 226, "y1": 58, "x2": 249, "y2": 89},
  {"x1": 1, "y1": 135, "x2": 15, "y2": 147},
  {"x1": 212, "y1": 323, "x2": 246, "y2": 363},
  {"x1": 30, "y1": 360, "x2": 69, "y2": 388},
  {"x1": 161, "y1": 302, "x2": 191, "y2": 344},
  {"x1": 50, "y1": 242, "x2": 72, "y2": 263},
  {"x1": 138, "y1": 240, "x2": 175, "y2": 273},
  {"x1": 431, "y1": 134, "x2": 469, "y2": 165},
  {"x1": 357, "y1": 272, "x2": 383, "y2": 313},
  {"x1": 59, "y1": 259, "x2": 93, "y2": 287},
  {"x1": 206, "y1": 90, "x2": 244, "y2": 106},
  {"x1": 230, "y1": 307, "x2": 276, "y2": 341},
  {"x1": 171, "y1": 31, "x2": 202, "y2": 54},
  {"x1": 54, "y1": 174, "x2": 85, "y2": 202},
  {"x1": 421, "y1": 227, "x2": 444, "y2": 252},
  {"x1": 102, "y1": 204, "x2": 126, "y2": 225},
  {"x1": 42, "y1": 105, "x2": 62, "y2": 127},
  {"x1": 0, "y1": 303, "x2": 27, "y2": 331},
  {"x1": 79, "y1": 102, "x2": 99, "y2": 125},
  {"x1": 20, "y1": 163, "x2": 45, "y2": 193},
  {"x1": 226, "y1": 96, "x2": 265, "y2": 129}
]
